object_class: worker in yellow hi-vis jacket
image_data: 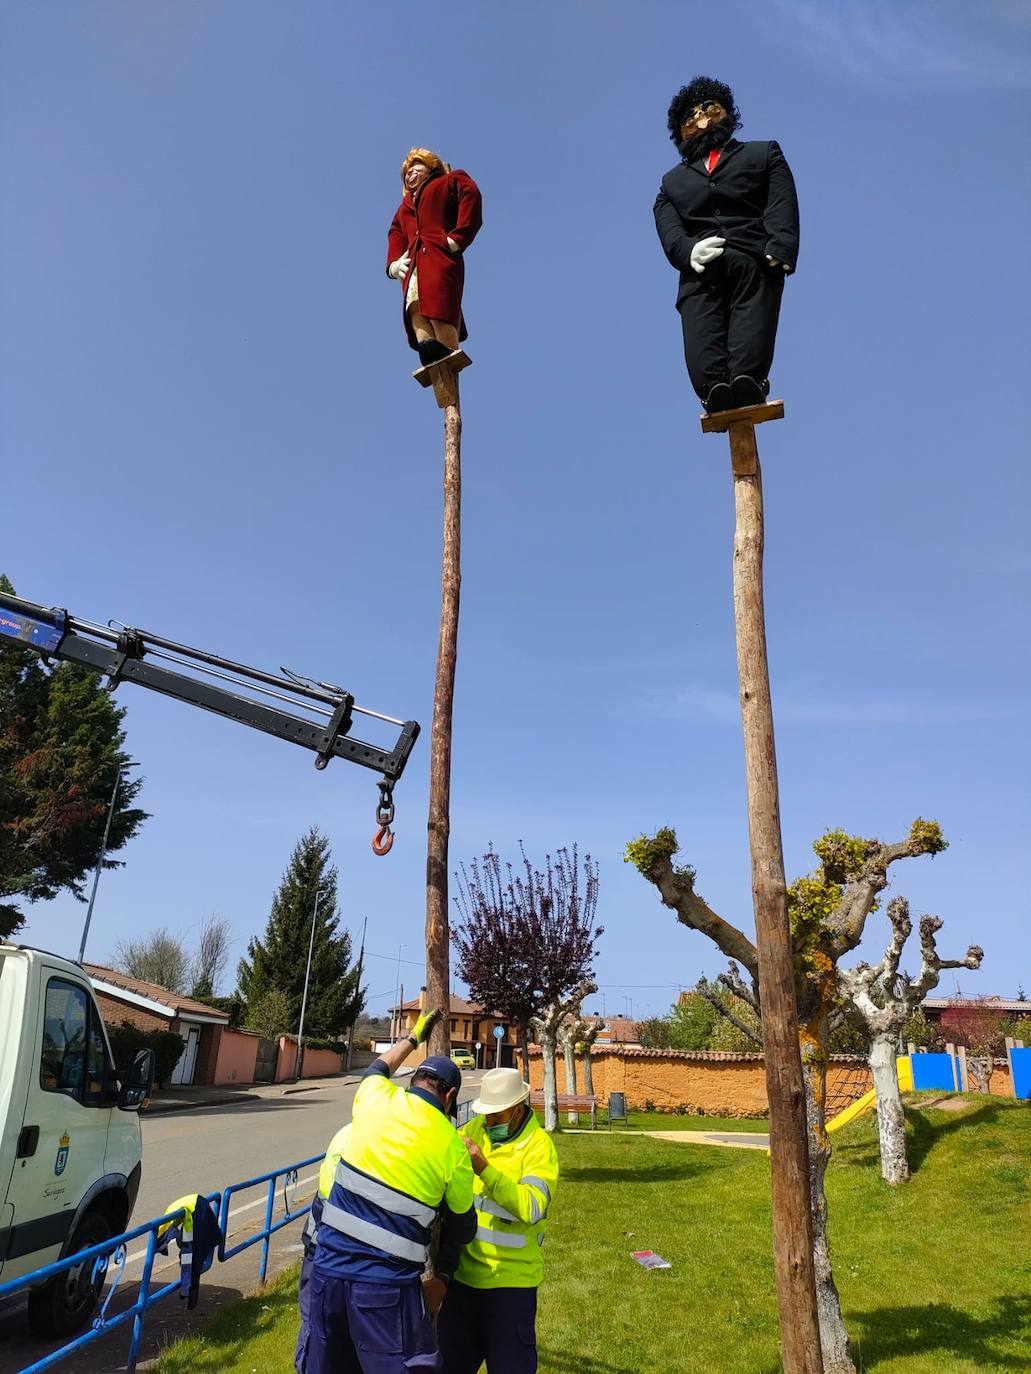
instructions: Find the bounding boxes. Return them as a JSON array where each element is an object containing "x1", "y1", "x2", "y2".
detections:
[{"x1": 437, "y1": 1068, "x2": 559, "y2": 1374}]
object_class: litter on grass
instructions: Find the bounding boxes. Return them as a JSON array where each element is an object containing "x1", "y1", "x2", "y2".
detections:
[{"x1": 631, "y1": 1250, "x2": 672, "y2": 1270}]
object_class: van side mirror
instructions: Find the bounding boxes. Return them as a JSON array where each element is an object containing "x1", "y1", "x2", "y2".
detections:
[{"x1": 118, "y1": 1048, "x2": 155, "y2": 1111}]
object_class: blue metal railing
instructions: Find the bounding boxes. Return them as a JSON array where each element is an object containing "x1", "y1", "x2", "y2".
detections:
[
  {"x1": 218, "y1": 1153, "x2": 321, "y2": 1282},
  {"x1": 0, "y1": 1194, "x2": 220, "y2": 1374},
  {"x1": 0, "y1": 1154, "x2": 314, "y2": 1374}
]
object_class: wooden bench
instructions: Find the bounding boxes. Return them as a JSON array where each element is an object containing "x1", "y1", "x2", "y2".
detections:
[{"x1": 530, "y1": 1091, "x2": 597, "y2": 1128}]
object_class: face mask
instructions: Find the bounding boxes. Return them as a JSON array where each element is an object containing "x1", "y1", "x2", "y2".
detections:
[{"x1": 486, "y1": 1121, "x2": 512, "y2": 1145}]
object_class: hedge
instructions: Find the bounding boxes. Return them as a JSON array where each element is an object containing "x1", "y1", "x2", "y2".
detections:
[{"x1": 107, "y1": 1020, "x2": 186, "y2": 1088}]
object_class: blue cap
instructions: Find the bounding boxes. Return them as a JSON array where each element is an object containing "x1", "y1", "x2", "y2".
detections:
[{"x1": 418, "y1": 1055, "x2": 462, "y2": 1096}]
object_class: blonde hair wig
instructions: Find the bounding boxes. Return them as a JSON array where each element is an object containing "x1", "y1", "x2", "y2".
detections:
[{"x1": 400, "y1": 147, "x2": 450, "y2": 184}]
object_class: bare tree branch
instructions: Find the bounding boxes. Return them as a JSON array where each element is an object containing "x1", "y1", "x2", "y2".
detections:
[
  {"x1": 719, "y1": 960, "x2": 760, "y2": 1013},
  {"x1": 630, "y1": 844, "x2": 758, "y2": 979},
  {"x1": 825, "y1": 827, "x2": 947, "y2": 958},
  {"x1": 696, "y1": 976, "x2": 763, "y2": 1047}
]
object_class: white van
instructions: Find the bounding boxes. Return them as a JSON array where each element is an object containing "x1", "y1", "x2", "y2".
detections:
[{"x1": 0, "y1": 944, "x2": 153, "y2": 1336}]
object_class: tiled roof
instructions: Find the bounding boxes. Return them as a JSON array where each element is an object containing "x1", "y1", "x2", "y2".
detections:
[
  {"x1": 596, "y1": 1017, "x2": 640, "y2": 1042},
  {"x1": 395, "y1": 995, "x2": 507, "y2": 1018},
  {"x1": 924, "y1": 997, "x2": 1031, "y2": 1012},
  {"x1": 86, "y1": 964, "x2": 230, "y2": 1022}
]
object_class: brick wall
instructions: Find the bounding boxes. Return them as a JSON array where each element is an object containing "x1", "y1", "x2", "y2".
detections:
[
  {"x1": 95, "y1": 992, "x2": 170, "y2": 1036},
  {"x1": 527, "y1": 1048, "x2": 874, "y2": 1117}
]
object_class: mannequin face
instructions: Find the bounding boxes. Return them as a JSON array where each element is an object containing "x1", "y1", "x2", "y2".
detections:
[
  {"x1": 680, "y1": 100, "x2": 727, "y2": 141},
  {"x1": 405, "y1": 161, "x2": 431, "y2": 193}
]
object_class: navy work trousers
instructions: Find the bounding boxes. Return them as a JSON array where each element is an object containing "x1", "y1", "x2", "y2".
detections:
[
  {"x1": 306, "y1": 1270, "x2": 439, "y2": 1374},
  {"x1": 295, "y1": 1251, "x2": 313, "y2": 1373},
  {"x1": 437, "y1": 1281, "x2": 538, "y2": 1374}
]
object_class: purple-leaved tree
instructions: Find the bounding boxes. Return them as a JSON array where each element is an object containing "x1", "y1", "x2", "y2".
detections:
[{"x1": 452, "y1": 843, "x2": 602, "y2": 1127}]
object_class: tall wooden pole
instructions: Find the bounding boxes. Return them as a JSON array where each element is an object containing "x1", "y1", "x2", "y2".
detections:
[
  {"x1": 423, "y1": 366, "x2": 463, "y2": 1057},
  {"x1": 705, "y1": 402, "x2": 824, "y2": 1374}
]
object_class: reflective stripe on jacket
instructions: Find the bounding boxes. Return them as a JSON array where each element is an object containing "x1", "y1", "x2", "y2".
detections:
[
  {"x1": 315, "y1": 1069, "x2": 473, "y2": 1283},
  {"x1": 455, "y1": 1110, "x2": 559, "y2": 1289}
]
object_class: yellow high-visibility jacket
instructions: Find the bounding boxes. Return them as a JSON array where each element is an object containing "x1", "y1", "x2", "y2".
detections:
[{"x1": 456, "y1": 1110, "x2": 559, "y2": 1289}]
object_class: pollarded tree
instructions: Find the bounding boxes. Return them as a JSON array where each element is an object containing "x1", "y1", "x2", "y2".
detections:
[
  {"x1": 237, "y1": 827, "x2": 364, "y2": 1040},
  {"x1": 531, "y1": 978, "x2": 596, "y2": 1133},
  {"x1": 452, "y1": 843, "x2": 602, "y2": 1078},
  {"x1": 626, "y1": 818, "x2": 950, "y2": 1374},
  {"x1": 578, "y1": 1017, "x2": 601, "y2": 1097},
  {"x1": 557, "y1": 992, "x2": 593, "y2": 1125},
  {"x1": 838, "y1": 898, "x2": 982, "y2": 1184}
]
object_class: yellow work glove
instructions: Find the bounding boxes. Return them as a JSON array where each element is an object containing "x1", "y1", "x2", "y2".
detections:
[{"x1": 411, "y1": 1008, "x2": 441, "y2": 1045}]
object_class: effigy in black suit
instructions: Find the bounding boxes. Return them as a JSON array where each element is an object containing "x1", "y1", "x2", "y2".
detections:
[{"x1": 654, "y1": 77, "x2": 800, "y2": 414}]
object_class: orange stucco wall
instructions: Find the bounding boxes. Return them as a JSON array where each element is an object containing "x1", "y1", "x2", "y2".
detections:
[
  {"x1": 275, "y1": 1037, "x2": 343, "y2": 1082},
  {"x1": 213, "y1": 1027, "x2": 260, "y2": 1085},
  {"x1": 528, "y1": 1049, "x2": 875, "y2": 1117}
]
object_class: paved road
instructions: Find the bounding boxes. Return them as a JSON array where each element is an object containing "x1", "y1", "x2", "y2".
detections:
[{"x1": 0, "y1": 1070, "x2": 485, "y2": 1373}]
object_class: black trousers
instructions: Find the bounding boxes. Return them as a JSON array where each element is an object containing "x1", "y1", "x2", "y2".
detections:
[
  {"x1": 437, "y1": 1281, "x2": 538, "y2": 1374},
  {"x1": 678, "y1": 248, "x2": 784, "y2": 401}
]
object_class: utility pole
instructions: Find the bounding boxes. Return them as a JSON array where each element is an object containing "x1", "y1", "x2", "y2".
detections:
[
  {"x1": 391, "y1": 942, "x2": 406, "y2": 1042},
  {"x1": 77, "y1": 765, "x2": 124, "y2": 966},
  {"x1": 418, "y1": 351, "x2": 470, "y2": 1058},
  {"x1": 345, "y1": 916, "x2": 367, "y2": 1073},
  {"x1": 702, "y1": 398, "x2": 823, "y2": 1374},
  {"x1": 294, "y1": 886, "x2": 322, "y2": 1081}
]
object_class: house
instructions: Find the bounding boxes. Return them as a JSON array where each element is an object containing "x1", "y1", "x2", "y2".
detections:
[
  {"x1": 389, "y1": 994, "x2": 520, "y2": 1068},
  {"x1": 85, "y1": 964, "x2": 231, "y2": 1087},
  {"x1": 590, "y1": 1015, "x2": 642, "y2": 1047},
  {"x1": 922, "y1": 996, "x2": 1031, "y2": 1032}
]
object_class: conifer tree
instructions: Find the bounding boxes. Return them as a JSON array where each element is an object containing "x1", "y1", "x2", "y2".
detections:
[
  {"x1": 0, "y1": 572, "x2": 148, "y2": 938},
  {"x1": 237, "y1": 827, "x2": 364, "y2": 1039}
]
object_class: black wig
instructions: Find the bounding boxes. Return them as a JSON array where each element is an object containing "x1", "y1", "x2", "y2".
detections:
[{"x1": 667, "y1": 76, "x2": 742, "y2": 153}]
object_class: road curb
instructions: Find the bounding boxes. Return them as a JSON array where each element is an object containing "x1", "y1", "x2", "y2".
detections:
[{"x1": 143, "y1": 1079, "x2": 359, "y2": 1116}]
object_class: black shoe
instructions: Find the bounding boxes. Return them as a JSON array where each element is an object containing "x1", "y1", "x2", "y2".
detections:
[
  {"x1": 704, "y1": 382, "x2": 735, "y2": 414},
  {"x1": 730, "y1": 375, "x2": 767, "y2": 408},
  {"x1": 417, "y1": 338, "x2": 452, "y2": 367}
]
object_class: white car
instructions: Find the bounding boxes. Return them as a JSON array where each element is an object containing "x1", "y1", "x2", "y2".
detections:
[{"x1": 0, "y1": 944, "x2": 153, "y2": 1336}]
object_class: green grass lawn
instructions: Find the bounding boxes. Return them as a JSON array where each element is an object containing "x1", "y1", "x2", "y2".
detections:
[
  {"x1": 548, "y1": 1107, "x2": 769, "y2": 1133},
  {"x1": 152, "y1": 1098, "x2": 1030, "y2": 1374}
]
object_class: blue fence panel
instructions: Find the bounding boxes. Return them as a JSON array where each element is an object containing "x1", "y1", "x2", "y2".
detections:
[
  {"x1": 1011, "y1": 1047, "x2": 1031, "y2": 1100},
  {"x1": 0, "y1": 1194, "x2": 219, "y2": 1374},
  {"x1": 910, "y1": 1052, "x2": 958, "y2": 1091},
  {"x1": 218, "y1": 1154, "x2": 320, "y2": 1281}
]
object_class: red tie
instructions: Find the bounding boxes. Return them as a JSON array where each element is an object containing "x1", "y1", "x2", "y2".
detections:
[{"x1": 707, "y1": 149, "x2": 720, "y2": 174}]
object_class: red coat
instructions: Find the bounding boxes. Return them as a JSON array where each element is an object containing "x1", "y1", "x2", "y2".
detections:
[{"x1": 386, "y1": 168, "x2": 482, "y2": 345}]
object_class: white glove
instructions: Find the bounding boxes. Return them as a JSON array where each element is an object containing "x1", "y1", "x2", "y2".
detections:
[
  {"x1": 690, "y1": 235, "x2": 725, "y2": 274},
  {"x1": 388, "y1": 251, "x2": 411, "y2": 280},
  {"x1": 446, "y1": 236, "x2": 460, "y2": 254},
  {"x1": 766, "y1": 255, "x2": 791, "y2": 272}
]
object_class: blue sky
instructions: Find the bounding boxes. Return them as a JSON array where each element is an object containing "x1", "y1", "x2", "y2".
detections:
[{"x1": 2, "y1": 1, "x2": 1028, "y2": 1021}]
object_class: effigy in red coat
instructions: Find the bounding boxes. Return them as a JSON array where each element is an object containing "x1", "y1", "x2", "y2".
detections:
[{"x1": 386, "y1": 148, "x2": 482, "y2": 368}]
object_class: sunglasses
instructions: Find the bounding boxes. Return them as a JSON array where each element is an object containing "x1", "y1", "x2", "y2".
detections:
[{"x1": 687, "y1": 101, "x2": 723, "y2": 119}]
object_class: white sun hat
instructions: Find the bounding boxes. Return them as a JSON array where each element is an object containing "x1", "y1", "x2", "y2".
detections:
[{"x1": 470, "y1": 1067, "x2": 531, "y2": 1116}]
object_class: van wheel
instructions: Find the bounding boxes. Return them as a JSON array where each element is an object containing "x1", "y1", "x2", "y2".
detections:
[{"x1": 26, "y1": 1209, "x2": 111, "y2": 1338}]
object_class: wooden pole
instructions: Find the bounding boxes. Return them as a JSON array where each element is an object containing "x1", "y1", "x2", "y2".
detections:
[
  {"x1": 424, "y1": 365, "x2": 462, "y2": 1057},
  {"x1": 706, "y1": 400, "x2": 824, "y2": 1374}
]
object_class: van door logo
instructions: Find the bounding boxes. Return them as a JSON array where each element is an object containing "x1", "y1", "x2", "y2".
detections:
[{"x1": 54, "y1": 1133, "x2": 70, "y2": 1176}]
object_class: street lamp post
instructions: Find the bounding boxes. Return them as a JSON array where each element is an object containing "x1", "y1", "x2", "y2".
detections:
[
  {"x1": 295, "y1": 886, "x2": 322, "y2": 1081},
  {"x1": 77, "y1": 765, "x2": 124, "y2": 966}
]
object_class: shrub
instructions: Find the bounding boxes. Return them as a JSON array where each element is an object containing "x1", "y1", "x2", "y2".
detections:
[{"x1": 106, "y1": 1021, "x2": 185, "y2": 1088}]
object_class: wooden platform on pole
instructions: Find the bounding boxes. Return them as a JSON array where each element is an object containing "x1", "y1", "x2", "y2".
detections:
[
  {"x1": 703, "y1": 398, "x2": 825, "y2": 1374},
  {"x1": 413, "y1": 349, "x2": 472, "y2": 410}
]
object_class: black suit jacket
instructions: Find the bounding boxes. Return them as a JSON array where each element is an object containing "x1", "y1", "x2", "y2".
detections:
[{"x1": 654, "y1": 139, "x2": 799, "y2": 305}]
